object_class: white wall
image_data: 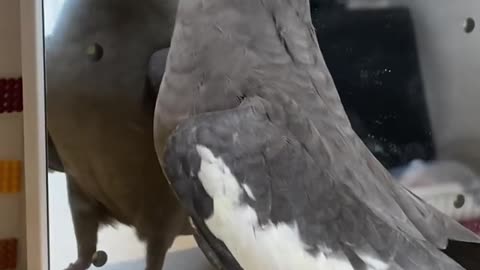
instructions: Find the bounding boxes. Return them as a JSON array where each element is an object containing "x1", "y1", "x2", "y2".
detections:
[
  {"x1": 398, "y1": 1, "x2": 480, "y2": 173},
  {"x1": 0, "y1": 0, "x2": 26, "y2": 269}
]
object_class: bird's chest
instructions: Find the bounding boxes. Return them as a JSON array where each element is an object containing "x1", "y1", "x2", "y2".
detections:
[
  {"x1": 45, "y1": 19, "x2": 165, "y2": 196},
  {"x1": 45, "y1": 4, "x2": 172, "y2": 108},
  {"x1": 45, "y1": 24, "x2": 160, "y2": 142},
  {"x1": 46, "y1": 37, "x2": 153, "y2": 101}
]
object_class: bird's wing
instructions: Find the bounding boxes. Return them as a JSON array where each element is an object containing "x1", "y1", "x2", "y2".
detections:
[{"x1": 162, "y1": 92, "x2": 479, "y2": 270}]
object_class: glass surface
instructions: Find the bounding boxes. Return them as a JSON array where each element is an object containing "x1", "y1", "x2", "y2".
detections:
[{"x1": 43, "y1": 0, "x2": 480, "y2": 269}]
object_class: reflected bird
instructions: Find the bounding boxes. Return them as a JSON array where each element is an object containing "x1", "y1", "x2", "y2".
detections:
[{"x1": 45, "y1": 0, "x2": 198, "y2": 269}]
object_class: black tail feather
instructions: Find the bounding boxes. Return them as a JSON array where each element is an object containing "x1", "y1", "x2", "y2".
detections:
[{"x1": 443, "y1": 240, "x2": 480, "y2": 270}]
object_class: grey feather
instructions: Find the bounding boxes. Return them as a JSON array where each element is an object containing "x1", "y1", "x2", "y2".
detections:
[{"x1": 155, "y1": 0, "x2": 480, "y2": 269}]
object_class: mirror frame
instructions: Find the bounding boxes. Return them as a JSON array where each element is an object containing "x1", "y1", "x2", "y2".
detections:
[{"x1": 20, "y1": 0, "x2": 49, "y2": 269}]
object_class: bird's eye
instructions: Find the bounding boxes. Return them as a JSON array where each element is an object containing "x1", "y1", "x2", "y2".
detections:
[{"x1": 86, "y1": 43, "x2": 104, "y2": 62}]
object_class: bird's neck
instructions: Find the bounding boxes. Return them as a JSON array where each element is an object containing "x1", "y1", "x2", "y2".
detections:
[
  {"x1": 175, "y1": 0, "x2": 311, "y2": 28},
  {"x1": 167, "y1": 0, "x2": 315, "y2": 80}
]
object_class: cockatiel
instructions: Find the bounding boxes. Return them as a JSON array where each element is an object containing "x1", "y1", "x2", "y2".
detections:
[
  {"x1": 44, "y1": 0, "x2": 199, "y2": 269},
  {"x1": 153, "y1": 0, "x2": 480, "y2": 269}
]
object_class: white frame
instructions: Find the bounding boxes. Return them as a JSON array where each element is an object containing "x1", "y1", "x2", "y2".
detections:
[{"x1": 20, "y1": 0, "x2": 49, "y2": 269}]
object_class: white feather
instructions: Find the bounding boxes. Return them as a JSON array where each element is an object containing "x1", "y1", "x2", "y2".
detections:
[{"x1": 195, "y1": 145, "x2": 360, "y2": 270}]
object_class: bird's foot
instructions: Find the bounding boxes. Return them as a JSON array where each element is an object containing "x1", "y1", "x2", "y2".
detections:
[{"x1": 64, "y1": 259, "x2": 91, "y2": 270}]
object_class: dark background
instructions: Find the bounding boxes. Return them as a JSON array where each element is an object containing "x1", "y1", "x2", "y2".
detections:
[{"x1": 310, "y1": 2, "x2": 435, "y2": 169}]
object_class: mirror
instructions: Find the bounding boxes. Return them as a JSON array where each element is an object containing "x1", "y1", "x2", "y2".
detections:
[
  {"x1": 42, "y1": 0, "x2": 480, "y2": 269},
  {"x1": 43, "y1": 0, "x2": 210, "y2": 269}
]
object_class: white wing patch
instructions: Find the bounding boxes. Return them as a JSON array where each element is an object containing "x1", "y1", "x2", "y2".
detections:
[{"x1": 195, "y1": 145, "x2": 359, "y2": 270}]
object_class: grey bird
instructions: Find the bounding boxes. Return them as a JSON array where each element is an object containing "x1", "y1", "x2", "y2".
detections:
[
  {"x1": 154, "y1": 0, "x2": 480, "y2": 269},
  {"x1": 45, "y1": 0, "x2": 196, "y2": 269}
]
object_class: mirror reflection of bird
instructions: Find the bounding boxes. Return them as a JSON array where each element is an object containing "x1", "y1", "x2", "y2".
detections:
[{"x1": 45, "y1": 0, "x2": 197, "y2": 269}]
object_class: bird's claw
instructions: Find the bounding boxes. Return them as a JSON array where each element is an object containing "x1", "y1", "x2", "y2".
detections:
[{"x1": 64, "y1": 260, "x2": 91, "y2": 270}]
